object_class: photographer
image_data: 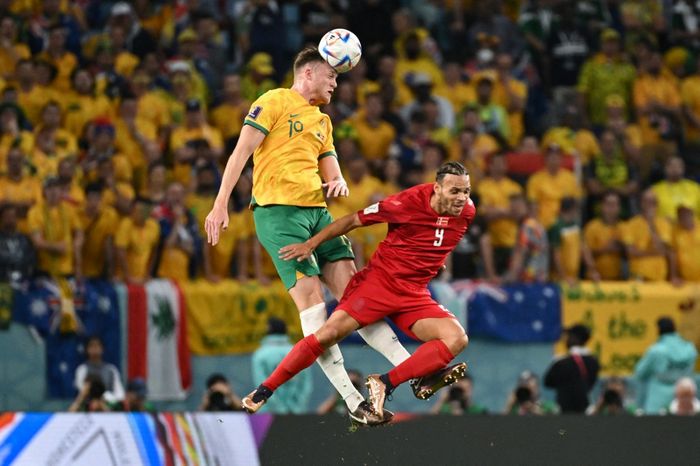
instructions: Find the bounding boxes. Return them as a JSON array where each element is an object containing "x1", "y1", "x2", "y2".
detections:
[
  {"x1": 199, "y1": 373, "x2": 244, "y2": 412},
  {"x1": 504, "y1": 371, "x2": 558, "y2": 415},
  {"x1": 430, "y1": 375, "x2": 487, "y2": 415},
  {"x1": 68, "y1": 374, "x2": 111, "y2": 412},
  {"x1": 588, "y1": 377, "x2": 637, "y2": 415}
]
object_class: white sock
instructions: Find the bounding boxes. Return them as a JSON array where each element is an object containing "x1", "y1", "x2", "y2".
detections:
[
  {"x1": 357, "y1": 321, "x2": 411, "y2": 366},
  {"x1": 299, "y1": 303, "x2": 364, "y2": 412}
]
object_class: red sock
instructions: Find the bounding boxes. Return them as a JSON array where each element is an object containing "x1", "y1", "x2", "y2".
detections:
[
  {"x1": 263, "y1": 334, "x2": 324, "y2": 391},
  {"x1": 387, "y1": 340, "x2": 454, "y2": 387}
]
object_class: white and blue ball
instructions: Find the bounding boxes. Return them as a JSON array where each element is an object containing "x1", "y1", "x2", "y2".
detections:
[{"x1": 318, "y1": 29, "x2": 362, "y2": 73}]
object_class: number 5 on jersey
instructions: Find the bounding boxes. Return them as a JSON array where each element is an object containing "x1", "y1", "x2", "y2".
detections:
[{"x1": 434, "y1": 228, "x2": 444, "y2": 247}]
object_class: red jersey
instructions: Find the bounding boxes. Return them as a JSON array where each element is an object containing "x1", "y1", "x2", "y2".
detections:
[{"x1": 357, "y1": 183, "x2": 476, "y2": 287}]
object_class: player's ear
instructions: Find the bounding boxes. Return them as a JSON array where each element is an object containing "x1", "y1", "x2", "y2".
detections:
[{"x1": 433, "y1": 182, "x2": 440, "y2": 195}]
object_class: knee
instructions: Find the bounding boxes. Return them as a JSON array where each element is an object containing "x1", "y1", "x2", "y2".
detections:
[
  {"x1": 316, "y1": 325, "x2": 340, "y2": 348},
  {"x1": 444, "y1": 331, "x2": 468, "y2": 356}
]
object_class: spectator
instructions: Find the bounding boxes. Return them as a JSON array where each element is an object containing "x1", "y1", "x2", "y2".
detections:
[
  {"x1": 68, "y1": 374, "x2": 111, "y2": 413},
  {"x1": 544, "y1": 324, "x2": 600, "y2": 413},
  {"x1": 526, "y1": 144, "x2": 582, "y2": 229},
  {"x1": 56, "y1": 157, "x2": 86, "y2": 207},
  {"x1": 27, "y1": 177, "x2": 83, "y2": 278},
  {"x1": 114, "y1": 93, "x2": 157, "y2": 191},
  {"x1": 590, "y1": 376, "x2": 639, "y2": 416},
  {"x1": 141, "y1": 161, "x2": 168, "y2": 205},
  {"x1": 0, "y1": 147, "x2": 42, "y2": 232},
  {"x1": 503, "y1": 193, "x2": 549, "y2": 283},
  {"x1": 348, "y1": 92, "x2": 397, "y2": 168},
  {"x1": 394, "y1": 109, "x2": 432, "y2": 171},
  {"x1": 394, "y1": 32, "x2": 445, "y2": 106},
  {"x1": 199, "y1": 373, "x2": 243, "y2": 411},
  {"x1": 107, "y1": 2, "x2": 157, "y2": 59},
  {"x1": 541, "y1": 103, "x2": 601, "y2": 165},
  {"x1": 468, "y1": 2, "x2": 524, "y2": 59},
  {"x1": 584, "y1": 129, "x2": 640, "y2": 216},
  {"x1": 0, "y1": 203, "x2": 35, "y2": 283},
  {"x1": 62, "y1": 70, "x2": 114, "y2": 139},
  {"x1": 668, "y1": 377, "x2": 700, "y2": 416},
  {"x1": 431, "y1": 375, "x2": 487, "y2": 415},
  {"x1": 210, "y1": 74, "x2": 250, "y2": 154},
  {"x1": 652, "y1": 156, "x2": 700, "y2": 221},
  {"x1": 111, "y1": 378, "x2": 154, "y2": 412},
  {"x1": 153, "y1": 182, "x2": 200, "y2": 281},
  {"x1": 577, "y1": 28, "x2": 637, "y2": 127},
  {"x1": 37, "y1": 24, "x2": 78, "y2": 93},
  {"x1": 400, "y1": 72, "x2": 454, "y2": 132},
  {"x1": 604, "y1": 94, "x2": 642, "y2": 161},
  {"x1": 130, "y1": 67, "x2": 172, "y2": 131},
  {"x1": 622, "y1": 189, "x2": 675, "y2": 282},
  {"x1": 582, "y1": 191, "x2": 626, "y2": 281},
  {"x1": 471, "y1": 77, "x2": 510, "y2": 147},
  {"x1": 634, "y1": 317, "x2": 698, "y2": 414},
  {"x1": 477, "y1": 152, "x2": 523, "y2": 279},
  {"x1": 0, "y1": 15, "x2": 30, "y2": 81},
  {"x1": 548, "y1": 197, "x2": 582, "y2": 285},
  {"x1": 504, "y1": 370, "x2": 558, "y2": 415},
  {"x1": 170, "y1": 99, "x2": 224, "y2": 188},
  {"x1": 435, "y1": 62, "x2": 475, "y2": 115},
  {"x1": 79, "y1": 184, "x2": 119, "y2": 280},
  {"x1": 0, "y1": 103, "x2": 34, "y2": 164},
  {"x1": 14, "y1": 59, "x2": 47, "y2": 127},
  {"x1": 252, "y1": 317, "x2": 312, "y2": 414},
  {"x1": 115, "y1": 197, "x2": 160, "y2": 284},
  {"x1": 32, "y1": 101, "x2": 79, "y2": 179},
  {"x1": 546, "y1": 2, "x2": 591, "y2": 99},
  {"x1": 633, "y1": 49, "x2": 683, "y2": 180},
  {"x1": 241, "y1": 52, "x2": 277, "y2": 102},
  {"x1": 671, "y1": 204, "x2": 700, "y2": 282},
  {"x1": 74, "y1": 336, "x2": 125, "y2": 403}
]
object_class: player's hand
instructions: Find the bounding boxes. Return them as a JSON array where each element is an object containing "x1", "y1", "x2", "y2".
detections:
[
  {"x1": 205, "y1": 203, "x2": 229, "y2": 246},
  {"x1": 322, "y1": 178, "x2": 349, "y2": 198},
  {"x1": 278, "y1": 242, "x2": 314, "y2": 262}
]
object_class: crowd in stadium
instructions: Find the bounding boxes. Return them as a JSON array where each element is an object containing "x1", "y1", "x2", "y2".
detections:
[{"x1": 2, "y1": 0, "x2": 700, "y2": 415}]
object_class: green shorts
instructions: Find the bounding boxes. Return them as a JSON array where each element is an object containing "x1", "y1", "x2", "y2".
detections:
[{"x1": 253, "y1": 205, "x2": 354, "y2": 289}]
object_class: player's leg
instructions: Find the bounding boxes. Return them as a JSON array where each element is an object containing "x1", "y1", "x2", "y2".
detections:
[
  {"x1": 253, "y1": 206, "x2": 368, "y2": 414},
  {"x1": 320, "y1": 258, "x2": 412, "y2": 366},
  {"x1": 366, "y1": 317, "x2": 468, "y2": 415},
  {"x1": 242, "y1": 309, "x2": 361, "y2": 411}
]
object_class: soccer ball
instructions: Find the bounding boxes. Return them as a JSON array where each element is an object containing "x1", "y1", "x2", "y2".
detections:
[{"x1": 318, "y1": 29, "x2": 362, "y2": 73}]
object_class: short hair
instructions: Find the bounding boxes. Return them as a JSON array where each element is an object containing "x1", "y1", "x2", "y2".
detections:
[
  {"x1": 436, "y1": 161, "x2": 468, "y2": 183},
  {"x1": 293, "y1": 46, "x2": 326, "y2": 72},
  {"x1": 206, "y1": 373, "x2": 228, "y2": 389},
  {"x1": 657, "y1": 317, "x2": 676, "y2": 335}
]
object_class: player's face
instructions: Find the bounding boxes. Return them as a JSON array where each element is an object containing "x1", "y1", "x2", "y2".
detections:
[
  {"x1": 309, "y1": 62, "x2": 338, "y2": 105},
  {"x1": 435, "y1": 174, "x2": 471, "y2": 216}
]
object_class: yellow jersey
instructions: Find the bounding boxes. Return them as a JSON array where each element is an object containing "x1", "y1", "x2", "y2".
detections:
[
  {"x1": 244, "y1": 89, "x2": 335, "y2": 207},
  {"x1": 210, "y1": 101, "x2": 250, "y2": 140},
  {"x1": 583, "y1": 218, "x2": 625, "y2": 280},
  {"x1": 0, "y1": 175, "x2": 42, "y2": 232},
  {"x1": 80, "y1": 206, "x2": 120, "y2": 278},
  {"x1": 622, "y1": 215, "x2": 673, "y2": 281},
  {"x1": 27, "y1": 202, "x2": 82, "y2": 276},
  {"x1": 672, "y1": 224, "x2": 700, "y2": 281},
  {"x1": 115, "y1": 217, "x2": 160, "y2": 280},
  {"x1": 348, "y1": 111, "x2": 396, "y2": 160},
  {"x1": 526, "y1": 169, "x2": 582, "y2": 228},
  {"x1": 477, "y1": 176, "x2": 523, "y2": 248}
]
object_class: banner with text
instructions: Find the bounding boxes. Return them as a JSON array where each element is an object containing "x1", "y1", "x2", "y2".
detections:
[{"x1": 560, "y1": 281, "x2": 700, "y2": 376}]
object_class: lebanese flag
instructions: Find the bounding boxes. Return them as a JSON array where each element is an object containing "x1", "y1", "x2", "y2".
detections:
[{"x1": 127, "y1": 280, "x2": 192, "y2": 400}]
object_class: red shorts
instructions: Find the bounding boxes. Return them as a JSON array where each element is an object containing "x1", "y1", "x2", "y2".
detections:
[{"x1": 336, "y1": 269, "x2": 457, "y2": 340}]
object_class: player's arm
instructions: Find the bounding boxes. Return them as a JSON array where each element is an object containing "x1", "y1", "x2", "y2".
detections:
[
  {"x1": 205, "y1": 125, "x2": 265, "y2": 245},
  {"x1": 279, "y1": 213, "x2": 363, "y2": 261},
  {"x1": 318, "y1": 154, "x2": 348, "y2": 197}
]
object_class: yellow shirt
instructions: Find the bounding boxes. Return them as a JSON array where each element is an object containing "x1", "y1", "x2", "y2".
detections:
[
  {"x1": 0, "y1": 43, "x2": 29, "y2": 79},
  {"x1": 583, "y1": 219, "x2": 625, "y2": 280},
  {"x1": 210, "y1": 101, "x2": 250, "y2": 140},
  {"x1": 448, "y1": 134, "x2": 499, "y2": 162},
  {"x1": 348, "y1": 111, "x2": 396, "y2": 160},
  {"x1": 681, "y1": 76, "x2": 700, "y2": 142},
  {"x1": 0, "y1": 175, "x2": 42, "y2": 232},
  {"x1": 210, "y1": 210, "x2": 254, "y2": 277},
  {"x1": 17, "y1": 85, "x2": 53, "y2": 127},
  {"x1": 673, "y1": 224, "x2": 700, "y2": 281},
  {"x1": 137, "y1": 91, "x2": 172, "y2": 129},
  {"x1": 63, "y1": 94, "x2": 114, "y2": 137},
  {"x1": 622, "y1": 215, "x2": 673, "y2": 281},
  {"x1": 633, "y1": 72, "x2": 682, "y2": 144},
  {"x1": 473, "y1": 71, "x2": 528, "y2": 146},
  {"x1": 185, "y1": 193, "x2": 215, "y2": 236},
  {"x1": 394, "y1": 57, "x2": 444, "y2": 106},
  {"x1": 80, "y1": 206, "x2": 120, "y2": 278},
  {"x1": 526, "y1": 169, "x2": 583, "y2": 228},
  {"x1": 38, "y1": 51, "x2": 78, "y2": 92},
  {"x1": 114, "y1": 117, "x2": 157, "y2": 171},
  {"x1": 337, "y1": 175, "x2": 384, "y2": 215},
  {"x1": 435, "y1": 82, "x2": 475, "y2": 114},
  {"x1": 652, "y1": 180, "x2": 700, "y2": 221},
  {"x1": 244, "y1": 89, "x2": 336, "y2": 207},
  {"x1": 27, "y1": 202, "x2": 81, "y2": 275},
  {"x1": 115, "y1": 51, "x2": 139, "y2": 77},
  {"x1": 0, "y1": 132, "x2": 34, "y2": 169},
  {"x1": 541, "y1": 127, "x2": 601, "y2": 164},
  {"x1": 115, "y1": 217, "x2": 160, "y2": 280},
  {"x1": 170, "y1": 124, "x2": 224, "y2": 186},
  {"x1": 477, "y1": 176, "x2": 523, "y2": 248}
]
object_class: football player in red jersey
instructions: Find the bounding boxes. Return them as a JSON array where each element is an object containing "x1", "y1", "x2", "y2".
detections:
[{"x1": 242, "y1": 162, "x2": 475, "y2": 421}]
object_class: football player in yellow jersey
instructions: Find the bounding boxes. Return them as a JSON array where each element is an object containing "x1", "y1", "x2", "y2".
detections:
[{"x1": 206, "y1": 47, "x2": 416, "y2": 425}]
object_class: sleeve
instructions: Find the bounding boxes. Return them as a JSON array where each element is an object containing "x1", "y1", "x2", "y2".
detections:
[
  {"x1": 74, "y1": 364, "x2": 86, "y2": 390},
  {"x1": 27, "y1": 206, "x2": 42, "y2": 234},
  {"x1": 357, "y1": 192, "x2": 411, "y2": 226},
  {"x1": 657, "y1": 219, "x2": 673, "y2": 244},
  {"x1": 634, "y1": 348, "x2": 659, "y2": 381},
  {"x1": 109, "y1": 366, "x2": 126, "y2": 401},
  {"x1": 526, "y1": 175, "x2": 539, "y2": 201},
  {"x1": 620, "y1": 220, "x2": 633, "y2": 246},
  {"x1": 243, "y1": 92, "x2": 281, "y2": 136},
  {"x1": 319, "y1": 117, "x2": 336, "y2": 159}
]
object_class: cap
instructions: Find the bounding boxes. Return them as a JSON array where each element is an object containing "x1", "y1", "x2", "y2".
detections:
[
  {"x1": 564, "y1": 324, "x2": 591, "y2": 344},
  {"x1": 178, "y1": 29, "x2": 198, "y2": 44},
  {"x1": 409, "y1": 72, "x2": 433, "y2": 87},
  {"x1": 600, "y1": 28, "x2": 620, "y2": 42},
  {"x1": 248, "y1": 52, "x2": 274, "y2": 75},
  {"x1": 127, "y1": 378, "x2": 147, "y2": 398},
  {"x1": 185, "y1": 99, "x2": 201, "y2": 112},
  {"x1": 111, "y1": 2, "x2": 133, "y2": 16}
]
